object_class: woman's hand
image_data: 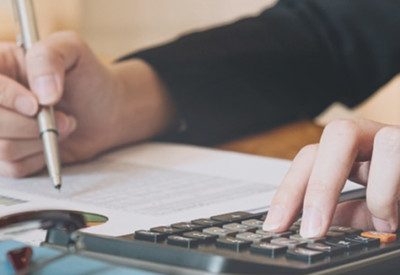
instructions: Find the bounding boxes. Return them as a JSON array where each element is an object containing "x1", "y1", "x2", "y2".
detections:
[
  {"x1": 263, "y1": 119, "x2": 400, "y2": 237},
  {"x1": 0, "y1": 31, "x2": 176, "y2": 178}
]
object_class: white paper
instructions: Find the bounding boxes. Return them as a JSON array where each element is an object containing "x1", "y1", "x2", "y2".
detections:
[{"x1": 0, "y1": 142, "x2": 361, "y2": 238}]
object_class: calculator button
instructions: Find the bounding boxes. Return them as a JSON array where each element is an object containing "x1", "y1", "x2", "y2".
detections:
[
  {"x1": 255, "y1": 230, "x2": 274, "y2": 238},
  {"x1": 236, "y1": 232, "x2": 272, "y2": 243},
  {"x1": 256, "y1": 230, "x2": 291, "y2": 238},
  {"x1": 167, "y1": 235, "x2": 199, "y2": 248},
  {"x1": 325, "y1": 239, "x2": 363, "y2": 250},
  {"x1": 271, "y1": 231, "x2": 293, "y2": 238},
  {"x1": 345, "y1": 235, "x2": 380, "y2": 246},
  {"x1": 171, "y1": 222, "x2": 203, "y2": 231},
  {"x1": 223, "y1": 223, "x2": 257, "y2": 233},
  {"x1": 211, "y1": 212, "x2": 252, "y2": 223},
  {"x1": 306, "y1": 242, "x2": 344, "y2": 256},
  {"x1": 241, "y1": 219, "x2": 264, "y2": 229},
  {"x1": 203, "y1": 227, "x2": 237, "y2": 237},
  {"x1": 134, "y1": 230, "x2": 166, "y2": 242},
  {"x1": 290, "y1": 234, "x2": 326, "y2": 243},
  {"x1": 286, "y1": 247, "x2": 325, "y2": 263},
  {"x1": 150, "y1": 226, "x2": 183, "y2": 235},
  {"x1": 192, "y1": 218, "x2": 223, "y2": 227},
  {"x1": 329, "y1": 226, "x2": 362, "y2": 235},
  {"x1": 216, "y1": 237, "x2": 252, "y2": 252},
  {"x1": 250, "y1": 242, "x2": 287, "y2": 257},
  {"x1": 326, "y1": 231, "x2": 345, "y2": 238},
  {"x1": 361, "y1": 231, "x2": 397, "y2": 243},
  {"x1": 183, "y1": 231, "x2": 218, "y2": 243},
  {"x1": 271, "y1": 238, "x2": 307, "y2": 249}
]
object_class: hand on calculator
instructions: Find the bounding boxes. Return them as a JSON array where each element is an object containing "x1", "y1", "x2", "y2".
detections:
[{"x1": 264, "y1": 119, "x2": 400, "y2": 238}]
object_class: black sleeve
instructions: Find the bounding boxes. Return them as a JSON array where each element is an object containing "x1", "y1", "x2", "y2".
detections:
[{"x1": 119, "y1": 0, "x2": 400, "y2": 146}]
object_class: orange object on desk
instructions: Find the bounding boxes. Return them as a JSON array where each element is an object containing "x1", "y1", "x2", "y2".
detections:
[{"x1": 361, "y1": 231, "x2": 397, "y2": 243}]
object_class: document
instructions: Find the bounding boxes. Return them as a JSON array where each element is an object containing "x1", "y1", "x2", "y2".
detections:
[{"x1": 0, "y1": 142, "x2": 361, "y2": 238}]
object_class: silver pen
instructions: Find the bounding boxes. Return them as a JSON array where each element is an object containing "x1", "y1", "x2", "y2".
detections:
[{"x1": 11, "y1": 0, "x2": 62, "y2": 189}]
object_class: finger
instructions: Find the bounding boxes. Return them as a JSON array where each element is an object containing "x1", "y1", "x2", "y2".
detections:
[
  {"x1": 0, "y1": 43, "x2": 25, "y2": 80},
  {"x1": 26, "y1": 31, "x2": 87, "y2": 105},
  {"x1": 54, "y1": 111, "x2": 78, "y2": 139},
  {"x1": 332, "y1": 200, "x2": 375, "y2": 230},
  {"x1": 0, "y1": 74, "x2": 38, "y2": 116},
  {"x1": 0, "y1": 153, "x2": 46, "y2": 178},
  {"x1": 0, "y1": 139, "x2": 43, "y2": 162},
  {"x1": 263, "y1": 144, "x2": 318, "y2": 231},
  {"x1": 0, "y1": 109, "x2": 76, "y2": 139},
  {"x1": 367, "y1": 127, "x2": 400, "y2": 232},
  {"x1": 0, "y1": 108, "x2": 39, "y2": 138},
  {"x1": 300, "y1": 119, "x2": 383, "y2": 238},
  {"x1": 348, "y1": 161, "x2": 370, "y2": 185}
]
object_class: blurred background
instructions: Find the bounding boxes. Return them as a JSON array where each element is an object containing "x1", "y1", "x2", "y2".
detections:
[{"x1": 0, "y1": 0, "x2": 398, "y2": 125}]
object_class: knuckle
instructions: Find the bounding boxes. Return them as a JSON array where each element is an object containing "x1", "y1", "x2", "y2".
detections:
[
  {"x1": 0, "y1": 42, "x2": 16, "y2": 52},
  {"x1": 28, "y1": 42, "x2": 54, "y2": 60},
  {"x1": 27, "y1": 42, "x2": 64, "y2": 76},
  {"x1": 5, "y1": 163, "x2": 27, "y2": 178},
  {"x1": 55, "y1": 31, "x2": 86, "y2": 49},
  {"x1": 374, "y1": 127, "x2": 400, "y2": 152},
  {"x1": 63, "y1": 31, "x2": 82, "y2": 42},
  {"x1": 323, "y1": 119, "x2": 360, "y2": 141},
  {"x1": 56, "y1": 30, "x2": 80, "y2": 40},
  {"x1": 296, "y1": 144, "x2": 318, "y2": 159}
]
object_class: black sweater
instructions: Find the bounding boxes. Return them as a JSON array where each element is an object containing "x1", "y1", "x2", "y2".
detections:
[{"x1": 121, "y1": 0, "x2": 400, "y2": 145}]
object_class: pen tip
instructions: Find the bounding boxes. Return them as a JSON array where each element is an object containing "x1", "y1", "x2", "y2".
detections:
[{"x1": 53, "y1": 175, "x2": 62, "y2": 190}]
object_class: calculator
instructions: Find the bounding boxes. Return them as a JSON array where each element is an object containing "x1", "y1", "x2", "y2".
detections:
[
  {"x1": 60, "y1": 189, "x2": 398, "y2": 275},
  {"x1": 71, "y1": 210, "x2": 400, "y2": 275},
  {"x1": 5, "y1": 188, "x2": 400, "y2": 275}
]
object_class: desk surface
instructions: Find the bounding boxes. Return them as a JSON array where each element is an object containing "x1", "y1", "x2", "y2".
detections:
[{"x1": 219, "y1": 120, "x2": 323, "y2": 160}]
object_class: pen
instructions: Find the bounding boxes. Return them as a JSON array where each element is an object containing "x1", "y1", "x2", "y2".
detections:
[{"x1": 11, "y1": 0, "x2": 62, "y2": 189}]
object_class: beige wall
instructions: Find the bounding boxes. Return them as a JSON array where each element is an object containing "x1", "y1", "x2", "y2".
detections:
[
  {"x1": 80, "y1": 0, "x2": 275, "y2": 58},
  {"x1": 0, "y1": 0, "x2": 398, "y2": 125},
  {"x1": 0, "y1": 0, "x2": 80, "y2": 41}
]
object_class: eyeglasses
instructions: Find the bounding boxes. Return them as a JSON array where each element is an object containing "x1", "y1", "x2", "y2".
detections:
[{"x1": 1, "y1": 210, "x2": 88, "y2": 274}]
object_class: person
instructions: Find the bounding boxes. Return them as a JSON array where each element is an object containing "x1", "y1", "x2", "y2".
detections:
[{"x1": 0, "y1": 0, "x2": 399, "y2": 238}]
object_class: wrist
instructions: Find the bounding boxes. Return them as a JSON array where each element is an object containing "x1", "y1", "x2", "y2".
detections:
[{"x1": 108, "y1": 59, "x2": 177, "y2": 147}]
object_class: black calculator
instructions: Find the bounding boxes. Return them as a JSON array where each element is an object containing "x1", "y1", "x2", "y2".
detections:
[
  {"x1": 65, "y1": 189, "x2": 400, "y2": 275},
  {"x1": 5, "y1": 188, "x2": 396, "y2": 275},
  {"x1": 71, "y1": 212, "x2": 400, "y2": 275}
]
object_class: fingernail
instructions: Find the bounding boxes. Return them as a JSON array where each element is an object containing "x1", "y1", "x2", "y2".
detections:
[
  {"x1": 33, "y1": 75, "x2": 60, "y2": 105},
  {"x1": 57, "y1": 114, "x2": 77, "y2": 134},
  {"x1": 263, "y1": 205, "x2": 286, "y2": 231},
  {"x1": 15, "y1": 95, "x2": 37, "y2": 116},
  {"x1": 300, "y1": 207, "x2": 322, "y2": 238},
  {"x1": 372, "y1": 217, "x2": 394, "y2": 232}
]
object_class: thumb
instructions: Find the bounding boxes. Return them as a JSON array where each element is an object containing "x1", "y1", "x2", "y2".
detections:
[
  {"x1": 25, "y1": 31, "x2": 86, "y2": 106},
  {"x1": 26, "y1": 43, "x2": 64, "y2": 106}
]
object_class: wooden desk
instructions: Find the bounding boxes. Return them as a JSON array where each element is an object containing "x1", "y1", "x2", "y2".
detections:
[{"x1": 218, "y1": 120, "x2": 324, "y2": 160}]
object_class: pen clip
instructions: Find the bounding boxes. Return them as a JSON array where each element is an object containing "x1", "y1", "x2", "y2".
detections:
[{"x1": 10, "y1": 0, "x2": 24, "y2": 48}]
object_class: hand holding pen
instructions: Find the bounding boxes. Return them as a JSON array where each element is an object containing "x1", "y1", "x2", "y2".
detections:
[{"x1": 0, "y1": 11, "x2": 172, "y2": 180}]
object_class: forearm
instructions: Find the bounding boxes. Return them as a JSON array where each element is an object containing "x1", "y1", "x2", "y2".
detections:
[{"x1": 121, "y1": 0, "x2": 400, "y2": 145}]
